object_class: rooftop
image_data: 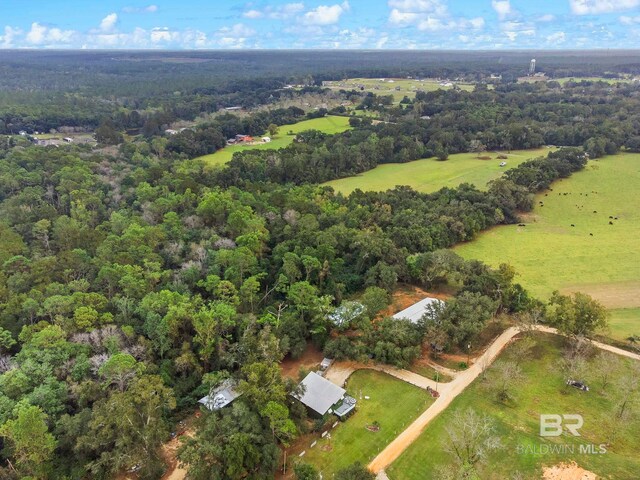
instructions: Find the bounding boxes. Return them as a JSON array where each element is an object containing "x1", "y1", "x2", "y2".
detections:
[
  {"x1": 294, "y1": 372, "x2": 346, "y2": 416},
  {"x1": 198, "y1": 379, "x2": 242, "y2": 411},
  {"x1": 392, "y1": 297, "x2": 444, "y2": 324}
]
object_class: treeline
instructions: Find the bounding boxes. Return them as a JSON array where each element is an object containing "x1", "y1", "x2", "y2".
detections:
[{"x1": 210, "y1": 79, "x2": 640, "y2": 188}]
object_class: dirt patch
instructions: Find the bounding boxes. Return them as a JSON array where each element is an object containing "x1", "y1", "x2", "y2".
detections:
[
  {"x1": 279, "y1": 342, "x2": 324, "y2": 380},
  {"x1": 379, "y1": 284, "x2": 452, "y2": 319},
  {"x1": 542, "y1": 462, "x2": 597, "y2": 480},
  {"x1": 366, "y1": 425, "x2": 381, "y2": 432},
  {"x1": 320, "y1": 444, "x2": 333, "y2": 452},
  {"x1": 560, "y1": 281, "x2": 640, "y2": 309}
]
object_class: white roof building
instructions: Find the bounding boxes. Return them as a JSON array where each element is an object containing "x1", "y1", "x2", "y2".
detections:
[
  {"x1": 198, "y1": 380, "x2": 242, "y2": 411},
  {"x1": 392, "y1": 297, "x2": 445, "y2": 324},
  {"x1": 294, "y1": 372, "x2": 346, "y2": 416}
]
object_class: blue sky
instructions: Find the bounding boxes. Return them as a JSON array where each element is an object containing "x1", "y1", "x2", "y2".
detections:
[{"x1": 1, "y1": 1, "x2": 640, "y2": 49}]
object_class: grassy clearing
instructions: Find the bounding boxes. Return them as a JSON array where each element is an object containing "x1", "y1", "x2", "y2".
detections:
[
  {"x1": 323, "y1": 77, "x2": 475, "y2": 102},
  {"x1": 455, "y1": 153, "x2": 640, "y2": 338},
  {"x1": 292, "y1": 370, "x2": 431, "y2": 478},
  {"x1": 608, "y1": 308, "x2": 640, "y2": 342},
  {"x1": 408, "y1": 362, "x2": 453, "y2": 383},
  {"x1": 197, "y1": 115, "x2": 351, "y2": 167},
  {"x1": 389, "y1": 333, "x2": 640, "y2": 480},
  {"x1": 325, "y1": 149, "x2": 550, "y2": 195},
  {"x1": 554, "y1": 77, "x2": 633, "y2": 85}
]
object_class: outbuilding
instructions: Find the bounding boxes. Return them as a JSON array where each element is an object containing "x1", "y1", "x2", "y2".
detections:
[
  {"x1": 293, "y1": 372, "x2": 356, "y2": 419},
  {"x1": 198, "y1": 379, "x2": 242, "y2": 411},
  {"x1": 393, "y1": 297, "x2": 444, "y2": 324}
]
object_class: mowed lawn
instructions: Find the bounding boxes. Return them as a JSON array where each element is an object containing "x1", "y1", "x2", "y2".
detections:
[
  {"x1": 455, "y1": 153, "x2": 640, "y2": 340},
  {"x1": 197, "y1": 115, "x2": 351, "y2": 167},
  {"x1": 325, "y1": 149, "x2": 550, "y2": 194},
  {"x1": 388, "y1": 333, "x2": 640, "y2": 480},
  {"x1": 294, "y1": 370, "x2": 432, "y2": 478}
]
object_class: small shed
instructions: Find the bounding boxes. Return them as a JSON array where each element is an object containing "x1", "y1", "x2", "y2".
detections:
[
  {"x1": 261, "y1": 137, "x2": 271, "y2": 143},
  {"x1": 320, "y1": 358, "x2": 333, "y2": 370},
  {"x1": 393, "y1": 297, "x2": 444, "y2": 324},
  {"x1": 198, "y1": 379, "x2": 242, "y2": 411}
]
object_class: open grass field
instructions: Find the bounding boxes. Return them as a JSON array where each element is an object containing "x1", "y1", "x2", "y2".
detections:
[
  {"x1": 388, "y1": 333, "x2": 640, "y2": 480},
  {"x1": 292, "y1": 370, "x2": 432, "y2": 478},
  {"x1": 325, "y1": 148, "x2": 550, "y2": 194},
  {"x1": 454, "y1": 153, "x2": 640, "y2": 340},
  {"x1": 554, "y1": 76, "x2": 634, "y2": 85},
  {"x1": 197, "y1": 115, "x2": 351, "y2": 167},
  {"x1": 323, "y1": 77, "x2": 475, "y2": 102}
]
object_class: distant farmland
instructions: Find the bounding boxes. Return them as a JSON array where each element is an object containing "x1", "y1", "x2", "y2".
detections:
[
  {"x1": 455, "y1": 153, "x2": 640, "y2": 340},
  {"x1": 198, "y1": 115, "x2": 351, "y2": 167},
  {"x1": 322, "y1": 77, "x2": 476, "y2": 102},
  {"x1": 325, "y1": 149, "x2": 550, "y2": 194}
]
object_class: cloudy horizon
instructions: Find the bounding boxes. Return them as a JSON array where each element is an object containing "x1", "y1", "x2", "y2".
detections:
[{"x1": 1, "y1": 1, "x2": 640, "y2": 50}]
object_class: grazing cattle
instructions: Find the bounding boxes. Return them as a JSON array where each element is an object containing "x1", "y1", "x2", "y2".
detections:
[
  {"x1": 571, "y1": 224, "x2": 575, "y2": 227},
  {"x1": 609, "y1": 221, "x2": 613, "y2": 225},
  {"x1": 593, "y1": 210, "x2": 597, "y2": 213},
  {"x1": 609, "y1": 216, "x2": 613, "y2": 219},
  {"x1": 589, "y1": 233, "x2": 593, "y2": 236}
]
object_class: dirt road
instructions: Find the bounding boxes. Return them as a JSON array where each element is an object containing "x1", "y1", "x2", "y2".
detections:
[{"x1": 369, "y1": 326, "x2": 640, "y2": 476}]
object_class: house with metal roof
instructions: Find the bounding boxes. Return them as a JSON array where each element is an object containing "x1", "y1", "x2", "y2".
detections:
[
  {"x1": 392, "y1": 297, "x2": 444, "y2": 324},
  {"x1": 293, "y1": 372, "x2": 356, "y2": 419},
  {"x1": 198, "y1": 379, "x2": 242, "y2": 411}
]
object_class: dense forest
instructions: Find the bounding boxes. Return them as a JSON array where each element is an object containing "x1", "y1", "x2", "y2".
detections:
[
  {"x1": 0, "y1": 51, "x2": 634, "y2": 480},
  {"x1": 3, "y1": 49, "x2": 640, "y2": 134},
  {"x1": 0, "y1": 132, "x2": 585, "y2": 478}
]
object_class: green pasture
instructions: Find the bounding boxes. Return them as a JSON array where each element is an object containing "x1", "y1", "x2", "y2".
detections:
[
  {"x1": 455, "y1": 153, "x2": 640, "y2": 340},
  {"x1": 293, "y1": 370, "x2": 431, "y2": 478},
  {"x1": 197, "y1": 115, "x2": 351, "y2": 167},
  {"x1": 323, "y1": 77, "x2": 475, "y2": 102},
  {"x1": 325, "y1": 149, "x2": 550, "y2": 194},
  {"x1": 389, "y1": 333, "x2": 640, "y2": 479}
]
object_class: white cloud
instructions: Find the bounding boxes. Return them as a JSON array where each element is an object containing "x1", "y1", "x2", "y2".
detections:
[
  {"x1": 492, "y1": 0, "x2": 513, "y2": 20},
  {"x1": 570, "y1": 0, "x2": 640, "y2": 15},
  {"x1": 100, "y1": 13, "x2": 118, "y2": 32},
  {"x1": 388, "y1": 0, "x2": 447, "y2": 15},
  {"x1": 303, "y1": 2, "x2": 350, "y2": 25},
  {"x1": 547, "y1": 31, "x2": 566, "y2": 43},
  {"x1": 243, "y1": 3, "x2": 305, "y2": 20},
  {"x1": 243, "y1": 10, "x2": 263, "y2": 19},
  {"x1": 500, "y1": 20, "x2": 535, "y2": 41},
  {"x1": 214, "y1": 23, "x2": 257, "y2": 48},
  {"x1": 26, "y1": 22, "x2": 47, "y2": 43},
  {"x1": 25, "y1": 22, "x2": 75, "y2": 45},
  {"x1": 0, "y1": 26, "x2": 22, "y2": 47},
  {"x1": 537, "y1": 14, "x2": 556, "y2": 22},
  {"x1": 620, "y1": 15, "x2": 640, "y2": 24},
  {"x1": 388, "y1": 0, "x2": 484, "y2": 32},
  {"x1": 123, "y1": 5, "x2": 158, "y2": 14}
]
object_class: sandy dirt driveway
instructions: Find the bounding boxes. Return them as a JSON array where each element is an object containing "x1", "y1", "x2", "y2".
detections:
[{"x1": 370, "y1": 326, "x2": 640, "y2": 477}]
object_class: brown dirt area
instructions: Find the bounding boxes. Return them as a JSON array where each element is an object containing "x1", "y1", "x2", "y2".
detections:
[
  {"x1": 543, "y1": 462, "x2": 597, "y2": 480},
  {"x1": 279, "y1": 342, "x2": 324, "y2": 380},
  {"x1": 379, "y1": 284, "x2": 452, "y2": 319},
  {"x1": 560, "y1": 281, "x2": 640, "y2": 309}
]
